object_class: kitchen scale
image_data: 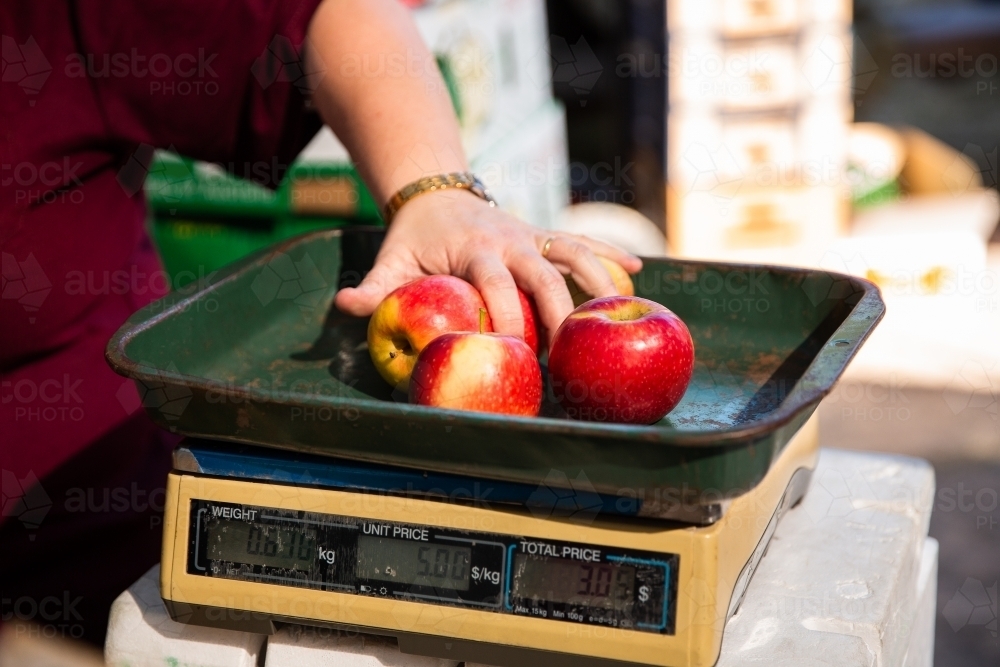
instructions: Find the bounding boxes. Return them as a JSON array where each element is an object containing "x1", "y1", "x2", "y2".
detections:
[
  {"x1": 105, "y1": 228, "x2": 881, "y2": 666},
  {"x1": 159, "y1": 415, "x2": 818, "y2": 667}
]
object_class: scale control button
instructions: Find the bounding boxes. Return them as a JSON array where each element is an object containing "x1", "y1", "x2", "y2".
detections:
[{"x1": 380, "y1": 587, "x2": 387, "y2": 595}]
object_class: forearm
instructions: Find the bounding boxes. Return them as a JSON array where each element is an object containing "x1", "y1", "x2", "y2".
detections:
[{"x1": 306, "y1": 0, "x2": 467, "y2": 205}]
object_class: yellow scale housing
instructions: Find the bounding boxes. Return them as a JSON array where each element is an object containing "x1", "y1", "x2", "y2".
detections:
[{"x1": 161, "y1": 416, "x2": 818, "y2": 667}]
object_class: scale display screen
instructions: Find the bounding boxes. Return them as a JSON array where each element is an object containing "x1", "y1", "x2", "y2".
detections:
[
  {"x1": 206, "y1": 521, "x2": 317, "y2": 568},
  {"x1": 188, "y1": 500, "x2": 678, "y2": 634},
  {"x1": 512, "y1": 554, "x2": 635, "y2": 611},
  {"x1": 356, "y1": 536, "x2": 472, "y2": 591}
]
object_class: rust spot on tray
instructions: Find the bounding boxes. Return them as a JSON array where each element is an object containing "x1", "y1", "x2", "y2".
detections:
[{"x1": 744, "y1": 351, "x2": 785, "y2": 385}]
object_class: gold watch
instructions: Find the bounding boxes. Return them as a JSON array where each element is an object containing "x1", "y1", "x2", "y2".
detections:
[{"x1": 383, "y1": 172, "x2": 496, "y2": 223}]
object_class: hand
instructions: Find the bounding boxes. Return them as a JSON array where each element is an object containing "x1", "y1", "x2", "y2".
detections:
[{"x1": 334, "y1": 189, "x2": 643, "y2": 343}]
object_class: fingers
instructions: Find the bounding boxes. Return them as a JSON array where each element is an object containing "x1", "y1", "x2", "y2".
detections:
[
  {"x1": 335, "y1": 258, "x2": 415, "y2": 316},
  {"x1": 548, "y1": 233, "x2": 643, "y2": 274},
  {"x1": 508, "y1": 251, "x2": 574, "y2": 344},
  {"x1": 465, "y1": 254, "x2": 524, "y2": 337},
  {"x1": 543, "y1": 236, "x2": 619, "y2": 300}
]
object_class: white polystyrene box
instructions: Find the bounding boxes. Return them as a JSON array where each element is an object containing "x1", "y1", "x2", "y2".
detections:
[
  {"x1": 263, "y1": 625, "x2": 458, "y2": 667},
  {"x1": 104, "y1": 565, "x2": 264, "y2": 667},
  {"x1": 722, "y1": 116, "x2": 799, "y2": 175},
  {"x1": 670, "y1": 112, "x2": 797, "y2": 188},
  {"x1": 716, "y1": 449, "x2": 936, "y2": 667},
  {"x1": 805, "y1": 0, "x2": 852, "y2": 24},
  {"x1": 472, "y1": 100, "x2": 569, "y2": 230},
  {"x1": 412, "y1": 0, "x2": 552, "y2": 159},
  {"x1": 669, "y1": 35, "x2": 800, "y2": 111}
]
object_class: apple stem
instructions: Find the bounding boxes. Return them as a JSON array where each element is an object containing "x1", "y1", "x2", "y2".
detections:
[{"x1": 479, "y1": 308, "x2": 486, "y2": 334}]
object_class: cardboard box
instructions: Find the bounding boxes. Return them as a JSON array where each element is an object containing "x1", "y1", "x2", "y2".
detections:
[
  {"x1": 669, "y1": 35, "x2": 800, "y2": 111},
  {"x1": 668, "y1": 183, "x2": 847, "y2": 266},
  {"x1": 669, "y1": 28, "x2": 852, "y2": 111},
  {"x1": 668, "y1": 102, "x2": 850, "y2": 190},
  {"x1": 668, "y1": 0, "x2": 851, "y2": 34}
]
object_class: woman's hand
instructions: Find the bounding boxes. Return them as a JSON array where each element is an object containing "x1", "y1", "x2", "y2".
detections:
[
  {"x1": 334, "y1": 189, "x2": 641, "y2": 343},
  {"x1": 308, "y1": 0, "x2": 641, "y2": 341}
]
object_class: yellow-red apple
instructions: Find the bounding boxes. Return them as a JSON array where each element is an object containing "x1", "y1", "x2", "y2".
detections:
[
  {"x1": 409, "y1": 310, "x2": 542, "y2": 416},
  {"x1": 565, "y1": 256, "x2": 635, "y2": 307},
  {"x1": 368, "y1": 275, "x2": 492, "y2": 390}
]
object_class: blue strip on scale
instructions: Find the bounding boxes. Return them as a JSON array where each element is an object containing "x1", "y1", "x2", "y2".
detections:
[
  {"x1": 504, "y1": 544, "x2": 518, "y2": 610},
  {"x1": 177, "y1": 440, "x2": 642, "y2": 519}
]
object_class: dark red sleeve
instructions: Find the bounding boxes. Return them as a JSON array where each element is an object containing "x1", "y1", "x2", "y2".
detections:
[{"x1": 72, "y1": 0, "x2": 325, "y2": 185}]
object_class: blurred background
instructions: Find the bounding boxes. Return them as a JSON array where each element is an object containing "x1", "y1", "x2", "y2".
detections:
[{"x1": 5, "y1": 0, "x2": 996, "y2": 664}]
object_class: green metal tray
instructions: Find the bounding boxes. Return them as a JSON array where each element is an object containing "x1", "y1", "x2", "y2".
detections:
[{"x1": 107, "y1": 227, "x2": 884, "y2": 523}]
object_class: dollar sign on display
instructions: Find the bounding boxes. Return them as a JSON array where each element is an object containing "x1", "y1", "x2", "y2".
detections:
[{"x1": 638, "y1": 585, "x2": 650, "y2": 603}]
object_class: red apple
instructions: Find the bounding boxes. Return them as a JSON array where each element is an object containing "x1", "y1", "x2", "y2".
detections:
[
  {"x1": 409, "y1": 310, "x2": 542, "y2": 416},
  {"x1": 518, "y1": 288, "x2": 543, "y2": 356},
  {"x1": 547, "y1": 296, "x2": 694, "y2": 424},
  {"x1": 368, "y1": 275, "x2": 492, "y2": 390}
]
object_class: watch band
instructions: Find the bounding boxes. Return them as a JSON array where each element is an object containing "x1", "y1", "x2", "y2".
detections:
[{"x1": 383, "y1": 172, "x2": 496, "y2": 223}]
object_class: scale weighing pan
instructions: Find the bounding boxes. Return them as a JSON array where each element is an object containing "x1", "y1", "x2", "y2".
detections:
[{"x1": 107, "y1": 227, "x2": 884, "y2": 523}]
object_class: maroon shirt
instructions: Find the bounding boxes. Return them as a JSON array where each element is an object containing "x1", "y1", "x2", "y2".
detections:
[{"x1": 2, "y1": 0, "x2": 323, "y2": 498}]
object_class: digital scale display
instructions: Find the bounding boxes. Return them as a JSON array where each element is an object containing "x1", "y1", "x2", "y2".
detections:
[
  {"x1": 512, "y1": 554, "x2": 635, "y2": 611},
  {"x1": 356, "y1": 536, "x2": 472, "y2": 591},
  {"x1": 207, "y1": 521, "x2": 317, "y2": 568},
  {"x1": 188, "y1": 500, "x2": 678, "y2": 633}
]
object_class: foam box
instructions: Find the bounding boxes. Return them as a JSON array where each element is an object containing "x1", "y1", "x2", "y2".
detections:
[
  {"x1": 715, "y1": 449, "x2": 936, "y2": 667},
  {"x1": 472, "y1": 100, "x2": 569, "y2": 230},
  {"x1": 104, "y1": 565, "x2": 264, "y2": 667},
  {"x1": 263, "y1": 625, "x2": 458, "y2": 667},
  {"x1": 412, "y1": 0, "x2": 552, "y2": 159}
]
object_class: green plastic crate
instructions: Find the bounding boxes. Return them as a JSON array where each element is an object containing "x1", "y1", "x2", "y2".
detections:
[{"x1": 145, "y1": 153, "x2": 382, "y2": 287}]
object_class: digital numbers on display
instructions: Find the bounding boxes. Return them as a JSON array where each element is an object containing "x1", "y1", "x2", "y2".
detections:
[
  {"x1": 207, "y1": 521, "x2": 318, "y2": 569},
  {"x1": 512, "y1": 554, "x2": 636, "y2": 611},
  {"x1": 356, "y1": 536, "x2": 472, "y2": 591},
  {"x1": 190, "y1": 501, "x2": 675, "y2": 634}
]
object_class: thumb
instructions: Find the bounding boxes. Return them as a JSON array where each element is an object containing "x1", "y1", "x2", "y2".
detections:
[{"x1": 334, "y1": 262, "x2": 408, "y2": 316}]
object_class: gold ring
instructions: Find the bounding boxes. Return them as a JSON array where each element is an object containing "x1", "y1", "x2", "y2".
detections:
[{"x1": 541, "y1": 237, "x2": 556, "y2": 259}]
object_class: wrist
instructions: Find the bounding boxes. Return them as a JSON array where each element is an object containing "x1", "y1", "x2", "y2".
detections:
[{"x1": 383, "y1": 172, "x2": 496, "y2": 223}]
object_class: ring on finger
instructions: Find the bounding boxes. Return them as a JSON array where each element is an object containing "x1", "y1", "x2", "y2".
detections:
[{"x1": 540, "y1": 236, "x2": 556, "y2": 259}]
